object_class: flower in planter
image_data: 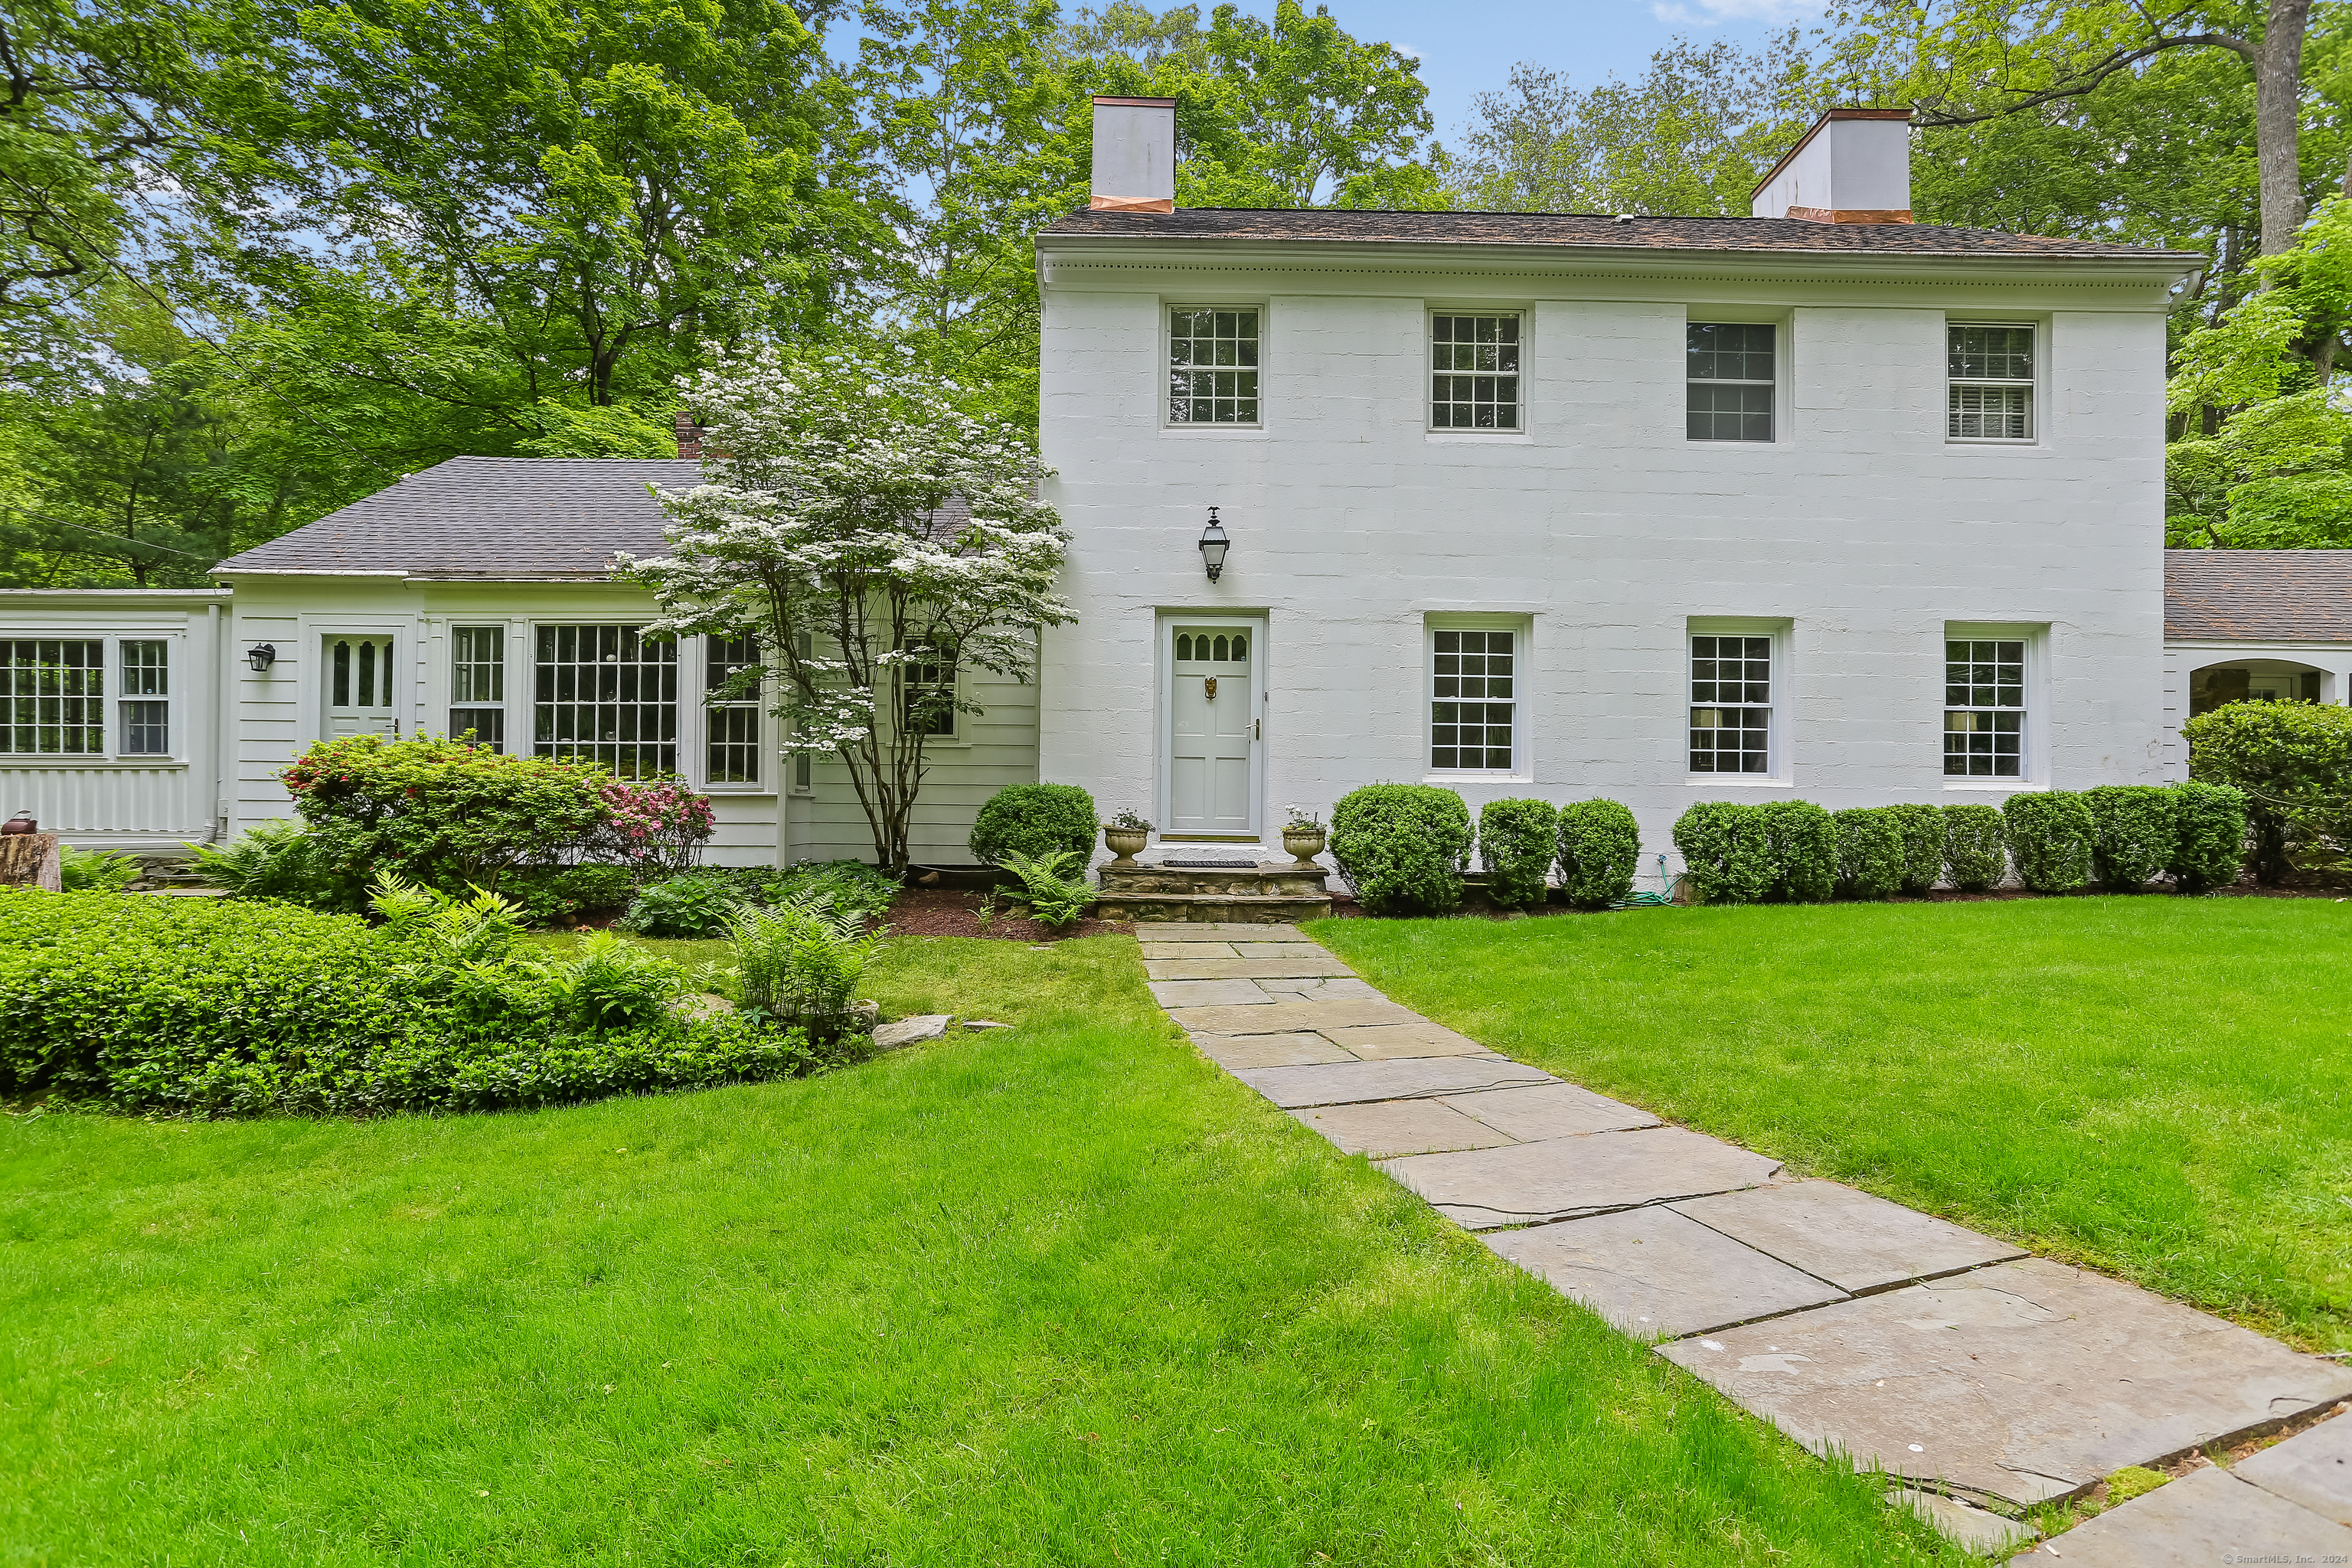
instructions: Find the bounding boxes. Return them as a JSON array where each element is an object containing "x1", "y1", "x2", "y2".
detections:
[
  {"x1": 1284, "y1": 805, "x2": 1325, "y2": 833},
  {"x1": 1106, "y1": 808, "x2": 1153, "y2": 832}
]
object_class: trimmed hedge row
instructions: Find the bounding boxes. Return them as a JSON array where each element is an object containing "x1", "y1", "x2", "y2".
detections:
[{"x1": 1330, "y1": 786, "x2": 1642, "y2": 913}]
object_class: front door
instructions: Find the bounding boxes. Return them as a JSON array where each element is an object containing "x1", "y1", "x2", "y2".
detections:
[
  {"x1": 324, "y1": 635, "x2": 399, "y2": 738},
  {"x1": 1169, "y1": 624, "x2": 1256, "y2": 835}
]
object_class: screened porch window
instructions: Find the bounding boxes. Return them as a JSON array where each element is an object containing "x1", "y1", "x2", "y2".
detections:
[
  {"x1": 1, "y1": 640, "x2": 105, "y2": 754},
  {"x1": 533, "y1": 624, "x2": 677, "y2": 777}
]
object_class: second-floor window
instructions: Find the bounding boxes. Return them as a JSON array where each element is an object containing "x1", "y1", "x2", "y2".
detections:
[
  {"x1": 1430, "y1": 313, "x2": 1520, "y2": 430},
  {"x1": 1687, "y1": 323, "x2": 1775, "y2": 442},
  {"x1": 1949, "y1": 324, "x2": 2034, "y2": 439},
  {"x1": 1168, "y1": 307, "x2": 1259, "y2": 424}
]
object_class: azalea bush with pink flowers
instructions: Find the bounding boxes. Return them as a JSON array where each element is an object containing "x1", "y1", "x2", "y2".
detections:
[{"x1": 581, "y1": 779, "x2": 717, "y2": 878}]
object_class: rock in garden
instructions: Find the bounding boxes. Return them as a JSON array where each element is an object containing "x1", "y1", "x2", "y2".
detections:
[
  {"x1": 668, "y1": 992, "x2": 737, "y2": 1021},
  {"x1": 873, "y1": 1014, "x2": 952, "y2": 1051}
]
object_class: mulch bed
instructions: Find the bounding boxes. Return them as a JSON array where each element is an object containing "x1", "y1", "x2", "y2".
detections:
[{"x1": 886, "y1": 887, "x2": 1132, "y2": 942}]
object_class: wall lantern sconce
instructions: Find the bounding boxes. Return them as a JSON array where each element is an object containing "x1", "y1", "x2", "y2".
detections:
[
  {"x1": 1197, "y1": 507, "x2": 1230, "y2": 582},
  {"x1": 246, "y1": 642, "x2": 277, "y2": 673}
]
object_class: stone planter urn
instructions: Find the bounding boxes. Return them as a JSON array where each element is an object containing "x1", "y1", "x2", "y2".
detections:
[
  {"x1": 1283, "y1": 827, "x2": 1328, "y2": 869},
  {"x1": 1104, "y1": 825, "x2": 1149, "y2": 867}
]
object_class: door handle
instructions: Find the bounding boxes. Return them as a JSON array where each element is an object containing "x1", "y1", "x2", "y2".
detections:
[{"x1": 1253, "y1": 718, "x2": 1261, "y2": 740}]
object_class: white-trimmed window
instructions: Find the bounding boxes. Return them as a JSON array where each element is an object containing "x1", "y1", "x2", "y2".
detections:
[
  {"x1": 705, "y1": 635, "x2": 761, "y2": 785},
  {"x1": 119, "y1": 639, "x2": 169, "y2": 755},
  {"x1": 1949, "y1": 324, "x2": 2034, "y2": 439},
  {"x1": 533, "y1": 623, "x2": 677, "y2": 778},
  {"x1": 1687, "y1": 323, "x2": 1775, "y2": 442},
  {"x1": 1429, "y1": 313, "x2": 1520, "y2": 430},
  {"x1": 1945, "y1": 637, "x2": 2026, "y2": 777},
  {"x1": 897, "y1": 639, "x2": 959, "y2": 741},
  {"x1": 1168, "y1": 306, "x2": 1259, "y2": 424},
  {"x1": 1430, "y1": 626, "x2": 1516, "y2": 772},
  {"x1": 1690, "y1": 634, "x2": 1772, "y2": 774},
  {"x1": 0, "y1": 639, "x2": 105, "y2": 754},
  {"x1": 449, "y1": 625, "x2": 505, "y2": 750}
]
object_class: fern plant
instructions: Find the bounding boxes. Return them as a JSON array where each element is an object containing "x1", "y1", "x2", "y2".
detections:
[
  {"x1": 729, "y1": 895, "x2": 882, "y2": 1030},
  {"x1": 184, "y1": 820, "x2": 325, "y2": 902},
  {"x1": 58, "y1": 847, "x2": 142, "y2": 892},
  {"x1": 997, "y1": 848, "x2": 1096, "y2": 930}
]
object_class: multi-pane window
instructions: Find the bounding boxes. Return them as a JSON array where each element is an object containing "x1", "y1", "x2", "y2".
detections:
[
  {"x1": 1690, "y1": 635, "x2": 1771, "y2": 773},
  {"x1": 1949, "y1": 325, "x2": 2034, "y2": 439},
  {"x1": 1168, "y1": 307, "x2": 1259, "y2": 424},
  {"x1": 119, "y1": 640, "x2": 168, "y2": 755},
  {"x1": 1687, "y1": 323, "x2": 1775, "y2": 442},
  {"x1": 898, "y1": 640, "x2": 958, "y2": 740},
  {"x1": 1, "y1": 640, "x2": 104, "y2": 754},
  {"x1": 1945, "y1": 639, "x2": 2025, "y2": 777},
  {"x1": 449, "y1": 626, "x2": 505, "y2": 750},
  {"x1": 1431, "y1": 629, "x2": 1514, "y2": 771},
  {"x1": 1430, "y1": 314, "x2": 1521, "y2": 430},
  {"x1": 706, "y1": 635, "x2": 761, "y2": 784},
  {"x1": 534, "y1": 624, "x2": 677, "y2": 778}
]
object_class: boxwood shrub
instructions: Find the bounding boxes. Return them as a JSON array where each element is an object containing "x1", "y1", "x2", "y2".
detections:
[
  {"x1": 1556, "y1": 799, "x2": 1641, "y2": 909},
  {"x1": 0, "y1": 891, "x2": 843, "y2": 1117},
  {"x1": 2082, "y1": 785, "x2": 2175, "y2": 890},
  {"x1": 968, "y1": 783, "x2": 1098, "y2": 866},
  {"x1": 1672, "y1": 801, "x2": 1769, "y2": 905},
  {"x1": 1759, "y1": 799, "x2": 1838, "y2": 903},
  {"x1": 2167, "y1": 779, "x2": 2249, "y2": 893},
  {"x1": 1331, "y1": 785, "x2": 1472, "y2": 916},
  {"x1": 1888, "y1": 803, "x2": 1946, "y2": 893},
  {"x1": 1942, "y1": 803, "x2": 2008, "y2": 891},
  {"x1": 1831, "y1": 806, "x2": 1903, "y2": 899},
  {"x1": 2004, "y1": 790, "x2": 2096, "y2": 893},
  {"x1": 1477, "y1": 798, "x2": 1558, "y2": 910}
]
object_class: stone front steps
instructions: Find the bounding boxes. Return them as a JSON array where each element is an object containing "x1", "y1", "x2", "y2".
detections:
[{"x1": 1092, "y1": 862, "x2": 1332, "y2": 924}]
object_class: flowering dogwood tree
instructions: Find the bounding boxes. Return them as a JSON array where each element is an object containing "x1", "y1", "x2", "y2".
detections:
[{"x1": 620, "y1": 348, "x2": 1072, "y2": 872}]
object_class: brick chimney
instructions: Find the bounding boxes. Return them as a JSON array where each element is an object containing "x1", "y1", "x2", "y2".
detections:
[
  {"x1": 675, "y1": 412, "x2": 704, "y2": 460},
  {"x1": 1750, "y1": 109, "x2": 1914, "y2": 224},
  {"x1": 1091, "y1": 96, "x2": 1176, "y2": 214}
]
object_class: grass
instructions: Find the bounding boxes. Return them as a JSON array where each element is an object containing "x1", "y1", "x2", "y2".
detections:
[
  {"x1": 1309, "y1": 896, "x2": 2352, "y2": 1351},
  {"x1": 0, "y1": 931, "x2": 1952, "y2": 1566}
]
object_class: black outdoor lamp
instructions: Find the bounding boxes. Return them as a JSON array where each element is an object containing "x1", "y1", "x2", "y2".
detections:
[
  {"x1": 246, "y1": 642, "x2": 277, "y2": 673},
  {"x1": 1197, "y1": 507, "x2": 1230, "y2": 582}
]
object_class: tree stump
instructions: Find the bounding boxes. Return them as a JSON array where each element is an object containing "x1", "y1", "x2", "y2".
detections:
[{"x1": 0, "y1": 833, "x2": 61, "y2": 892}]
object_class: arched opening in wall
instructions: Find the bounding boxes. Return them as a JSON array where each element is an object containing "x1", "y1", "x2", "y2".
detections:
[{"x1": 2188, "y1": 659, "x2": 2328, "y2": 718}]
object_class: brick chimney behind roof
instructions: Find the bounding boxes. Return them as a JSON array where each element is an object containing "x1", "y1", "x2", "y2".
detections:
[
  {"x1": 1750, "y1": 109, "x2": 1914, "y2": 224},
  {"x1": 674, "y1": 412, "x2": 703, "y2": 460},
  {"x1": 1091, "y1": 96, "x2": 1177, "y2": 214}
]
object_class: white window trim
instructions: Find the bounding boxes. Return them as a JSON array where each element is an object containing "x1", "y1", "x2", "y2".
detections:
[
  {"x1": 696, "y1": 632, "x2": 774, "y2": 793},
  {"x1": 1683, "y1": 310, "x2": 1789, "y2": 447},
  {"x1": 1684, "y1": 617, "x2": 1792, "y2": 786},
  {"x1": 1945, "y1": 318, "x2": 2045, "y2": 446},
  {"x1": 1423, "y1": 305, "x2": 1527, "y2": 437},
  {"x1": 523, "y1": 619, "x2": 684, "y2": 779},
  {"x1": 113, "y1": 634, "x2": 178, "y2": 761},
  {"x1": 1423, "y1": 612, "x2": 1532, "y2": 783},
  {"x1": 0, "y1": 632, "x2": 191, "y2": 763},
  {"x1": 889, "y1": 637, "x2": 970, "y2": 751},
  {"x1": 1161, "y1": 300, "x2": 1268, "y2": 433},
  {"x1": 1942, "y1": 621, "x2": 2047, "y2": 789},
  {"x1": 439, "y1": 620, "x2": 511, "y2": 753}
]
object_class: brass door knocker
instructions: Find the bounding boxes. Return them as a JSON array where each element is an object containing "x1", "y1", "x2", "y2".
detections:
[{"x1": 1203, "y1": 676, "x2": 1218, "y2": 699}]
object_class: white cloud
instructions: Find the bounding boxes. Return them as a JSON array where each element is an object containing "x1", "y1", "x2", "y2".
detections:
[{"x1": 1651, "y1": 0, "x2": 1819, "y2": 24}]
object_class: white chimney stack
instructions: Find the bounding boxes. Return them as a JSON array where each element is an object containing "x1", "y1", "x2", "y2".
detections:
[
  {"x1": 1091, "y1": 96, "x2": 1177, "y2": 214},
  {"x1": 1749, "y1": 109, "x2": 1914, "y2": 224}
]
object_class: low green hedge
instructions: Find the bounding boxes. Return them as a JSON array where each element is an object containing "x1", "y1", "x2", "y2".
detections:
[
  {"x1": 1831, "y1": 806, "x2": 1902, "y2": 899},
  {"x1": 1672, "y1": 802, "x2": 1770, "y2": 905},
  {"x1": 1556, "y1": 799, "x2": 1640, "y2": 909},
  {"x1": 1331, "y1": 785, "x2": 1472, "y2": 916},
  {"x1": 969, "y1": 783, "x2": 1097, "y2": 866},
  {"x1": 2168, "y1": 780, "x2": 2249, "y2": 892},
  {"x1": 2083, "y1": 785, "x2": 2174, "y2": 890},
  {"x1": 0, "y1": 892, "x2": 845, "y2": 1117},
  {"x1": 1887, "y1": 803, "x2": 1945, "y2": 893},
  {"x1": 2004, "y1": 791, "x2": 2096, "y2": 893},
  {"x1": 1477, "y1": 798, "x2": 1557, "y2": 910},
  {"x1": 1942, "y1": 803, "x2": 2008, "y2": 891}
]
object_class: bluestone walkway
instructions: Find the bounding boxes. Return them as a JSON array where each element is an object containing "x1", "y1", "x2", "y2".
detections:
[{"x1": 1139, "y1": 922, "x2": 2352, "y2": 1561}]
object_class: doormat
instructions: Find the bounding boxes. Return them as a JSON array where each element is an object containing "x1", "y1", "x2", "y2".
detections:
[{"x1": 1161, "y1": 858, "x2": 1262, "y2": 869}]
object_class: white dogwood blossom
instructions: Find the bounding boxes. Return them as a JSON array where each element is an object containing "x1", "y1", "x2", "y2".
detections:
[{"x1": 618, "y1": 346, "x2": 1073, "y2": 871}]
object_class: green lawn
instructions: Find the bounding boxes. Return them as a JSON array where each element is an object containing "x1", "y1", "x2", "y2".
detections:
[
  {"x1": 1311, "y1": 897, "x2": 2352, "y2": 1351},
  {"x1": 0, "y1": 933, "x2": 1947, "y2": 1566}
]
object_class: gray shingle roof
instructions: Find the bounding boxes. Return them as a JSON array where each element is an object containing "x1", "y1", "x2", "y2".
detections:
[
  {"x1": 214, "y1": 456, "x2": 704, "y2": 578},
  {"x1": 2166, "y1": 550, "x2": 2352, "y2": 642},
  {"x1": 1038, "y1": 207, "x2": 2204, "y2": 263}
]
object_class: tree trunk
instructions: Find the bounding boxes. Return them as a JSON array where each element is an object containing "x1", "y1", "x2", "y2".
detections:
[{"x1": 2256, "y1": 0, "x2": 2314, "y2": 256}]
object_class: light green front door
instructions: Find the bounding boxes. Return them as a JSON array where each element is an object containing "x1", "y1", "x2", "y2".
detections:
[{"x1": 1169, "y1": 626, "x2": 1254, "y2": 834}]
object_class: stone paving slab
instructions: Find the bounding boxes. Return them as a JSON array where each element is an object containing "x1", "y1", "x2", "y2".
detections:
[
  {"x1": 1383, "y1": 1126, "x2": 1784, "y2": 1230},
  {"x1": 1190, "y1": 1032, "x2": 1356, "y2": 1070},
  {"x1": 1290, "y1": 1099, "x2": 1518, "y2": 1158},
  {"x1": 1442, "y1": 1082, "x2": 1661, "y2": 1140},
  {"x1": 1231, "y1": 1054, "x2": 1557, "y2": 1109},
  {"x1": 1659, "y1": 1258, "x2": 2352, "y2": 1507},
  {"x1": 1168, "y1": 998, "x2": 1423, "y2": 1035},
  {"x1": 1252, "y1": 977, "x2": 1386, "y2": 1002},
  {"x1": 1321, "y1": 1021, "x2": 1491, "y2": 1060},
  {"x1": 1669, "y1": 1181, "x2": 2025, "y2": 1295},
  {"x1": 2235, "y1": 1411, "x2": 2352, "y2": 1525},
  {"x1": 2027, "y1": 1462, "x2": 2352, "y2": 1563},
  {"x1": 1148, "y1": 978, "x2": 1276, "y2": 1008},
  {"x1": 1483, "y1": 1207, "x2": 1847, "y2": 1338},
  {"x1": 1138, "y1": 942, "x2": 1239, "y2": 960},
  {"x1": 1232, "y1": 942, "x2": 1337, "y2": 959},
  {"x1": 1886, "y1": 1488, "x2": 2037, "y2": 1557},
  {"x1": 1135, "y1": 923, "x2": 1302, "y2": 940},
  {"x1": 1145, "y1": 957, "x2": 1357, "y2": 981}
]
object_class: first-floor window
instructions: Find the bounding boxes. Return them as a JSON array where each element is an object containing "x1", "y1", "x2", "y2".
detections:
[
  {"x1": 1, "y1": 639, "x2": 104, "y2": 754},
  {"x1": 899, "y1": 640, "x2": 958, "y2": 740},
  {"x1": 1431, "y1": 628, "x2": 1515, "y2": 771},
  {"x1": 119, "y1": 639, "x2": 169, "y2": 755},
  {"x1": 449, "y1": 625, "x2": 505, "y2": 750},
  {"x1": 1945, "y1": 638, "x2": 2025, "y2": 777},
  {"x1": 534, "y1": 623, "x2": 677, "y2": 778},
  {"x1": 706, "y1": 635, "x2": 761, "y2": 784},
  {"x1": 1690, "y1": 634, "x2": 1771, "y2": 773}
]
